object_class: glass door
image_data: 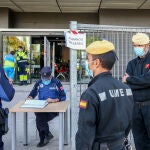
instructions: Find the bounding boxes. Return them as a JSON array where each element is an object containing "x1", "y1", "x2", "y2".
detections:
[
  {"x1": 30, "y1": 44, "x2": 41, "y2": 79},
  {"x1": 44, "y1": 36, "x2": 51, "y2": 67},
  {"x1": 2, "y1": 35, "x2": 31, "y2": 84},
  {"x1": 44, "y1": 36, "x2": 56, "y2": 77}
]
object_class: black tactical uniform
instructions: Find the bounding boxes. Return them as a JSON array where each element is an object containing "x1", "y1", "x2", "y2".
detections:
[
  {"x1": 126, "y1": 53, "x2": 150, "y2": 150},
  {"x1": 76, "y1": 72, "x2": 133, "y2": 150}
]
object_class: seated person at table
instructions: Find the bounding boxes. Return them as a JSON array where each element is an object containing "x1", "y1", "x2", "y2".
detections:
[{"x1": 27, "y1": 66, "x2": 66, "y2": 147}]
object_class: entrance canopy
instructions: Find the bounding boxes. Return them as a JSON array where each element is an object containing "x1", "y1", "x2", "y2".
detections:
[
  {"x1": 0, "y1": 0, "x2": 150, "y2": 13},
  {"x1": 0, "y1": 29, "x2": 68, "y2": 36}
]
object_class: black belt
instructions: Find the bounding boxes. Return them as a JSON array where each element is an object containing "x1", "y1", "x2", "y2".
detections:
[
  {"x1": 93, "y1": 138, "x2": 124, "y2": 150},
  {"x1": 136, "y1": 101, "x2": 150, "y2": 108},
  {"x1": 107, "y1": 138, "x2": 124, "y2": 149}
]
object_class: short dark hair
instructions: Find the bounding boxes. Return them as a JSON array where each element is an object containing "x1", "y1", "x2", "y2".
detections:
[
  {"x1": 92, "y1": 51, "x2": 117, "y2": 70},
  {"x1": 10, "y1": 51, "x2": 15, "y2": 55},
  {"x1": 18, "y1": 46, "x2": 23, "y2": 49}
]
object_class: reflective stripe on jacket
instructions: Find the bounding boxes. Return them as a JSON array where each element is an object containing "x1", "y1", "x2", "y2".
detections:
[
  {"x1": 16, "y1": 51, "x2": 28, "y2": 61},
  {"x1": 4, "y1": 54, "x2": 16, "y2": 68}
]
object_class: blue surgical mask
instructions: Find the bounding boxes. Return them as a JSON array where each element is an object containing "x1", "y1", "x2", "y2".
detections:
[
  {"x1": 85, "y1": 61, "x2": 93, "y2": 77},
  {"x1": 42, "y1": 80, "x2": 51, "y2": 85},
  {"x1": 134, "y1": 47, "x2": 145, "y2": 57}
]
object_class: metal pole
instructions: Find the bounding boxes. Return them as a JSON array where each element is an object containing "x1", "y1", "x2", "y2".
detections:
[
  {"x1": 44, "y1": 36, "x2": 47, "y2": 67},
  {"x1": 59, "y1": 112, "x2": 64, "y2": 150},
  {"x1": 52, "y1": 42, "x2": 55, "y2": 77},
  {"x1": 64, "y1": 105, "x2": 70, "y2": 145},
  {"x1": 64, "y1": 110, "x2": 67, "y2": 145},
  {"x1": 46, "y1": 38, "x2": 50, "y2": 67},
  {"x1": 48, "y1": 41, "x2": 51, "y2": 67},
  {"x1": 62, "y1": 112, "x2": 64, "y2": 145},
  {"x1": 70, "y1": 21, "x2": 78, "y2": 150},
  {"x1": 11, "y1": 113, "x2": 16, "y2": 150},
  {"x1": 23, "y1": 112, "x2": 28, "y2": 145}
]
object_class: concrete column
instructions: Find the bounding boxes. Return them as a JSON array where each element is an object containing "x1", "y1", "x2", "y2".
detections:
[{"x1": 0, "y1": 8, "x2": 10, "y2": 28}]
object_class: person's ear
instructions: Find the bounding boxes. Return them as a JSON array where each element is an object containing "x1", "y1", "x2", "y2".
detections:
[
  {"x1": 145, "y1": 44, "x2": 149, "y2": 51},
  {"x1": 95, "y1": 59, "x2": 101, "y2": 67}
]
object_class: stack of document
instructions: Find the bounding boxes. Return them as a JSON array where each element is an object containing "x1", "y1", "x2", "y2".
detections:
[{"x1": 21, "y1": 100, "x2": 48, "y2": 109}]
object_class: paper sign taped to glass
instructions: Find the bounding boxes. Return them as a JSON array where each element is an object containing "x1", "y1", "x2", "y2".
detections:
[{"x1": 21, "y1": 100, "x2": 48, "y2": 109}]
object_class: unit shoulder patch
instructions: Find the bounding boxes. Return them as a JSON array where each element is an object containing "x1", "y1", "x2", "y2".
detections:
[{"x1": 79, "y1": 100, "x2": 88, "y2": 109}]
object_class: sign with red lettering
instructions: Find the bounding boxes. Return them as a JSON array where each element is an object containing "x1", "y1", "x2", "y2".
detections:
[{"x1": 65, "y1": 30, "x2": 86, "y2": 50}]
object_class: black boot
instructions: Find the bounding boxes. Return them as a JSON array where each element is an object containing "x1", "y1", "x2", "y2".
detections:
[
  {"x1": 45, "y1": 131, "x2": 54, "y2": 141},
  {"x1": 24, "y1": 81, "x2": 28, "y2": 85},
  {"x1": 19, "y1": 81, "x2": 23, "y2": 86},
  {"x1": 37, "y1": 131, "x2": 49, "y2": 147}
]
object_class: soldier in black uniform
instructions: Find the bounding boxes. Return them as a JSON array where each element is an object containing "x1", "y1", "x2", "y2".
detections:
[
  {"x1": 123, "y1": 33, "x2": 150, "y2": 150},
  {"x1": 76, "y1": 40, "x2": 134, "y2": 150}
]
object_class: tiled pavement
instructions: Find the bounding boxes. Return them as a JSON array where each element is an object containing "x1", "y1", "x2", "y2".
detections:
[
  {"x1": 2, "y1": 82, "x2": 135, "y2": 150},
  {"x1": 2, "y1": 83, "x2": 71, "y2": 150}
]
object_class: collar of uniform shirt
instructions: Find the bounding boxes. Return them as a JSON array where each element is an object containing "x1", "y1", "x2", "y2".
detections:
[{"x1": 88, "y1": 71, "x2": 112, "y2": 87}]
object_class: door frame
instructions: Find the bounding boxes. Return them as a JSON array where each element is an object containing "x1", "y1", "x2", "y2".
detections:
[{"x1": 0, "y1": 29, "x2": 68, "y2": 83}]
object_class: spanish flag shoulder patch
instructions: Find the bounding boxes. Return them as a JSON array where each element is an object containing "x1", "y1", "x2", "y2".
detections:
[{"x1": 79, "y1": 100, "x2": 88, "y2": 109}]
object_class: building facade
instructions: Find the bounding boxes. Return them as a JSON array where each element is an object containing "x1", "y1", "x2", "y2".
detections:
[
  {"x1": 0, "y1": 1, "x2": 150, "y2": 83},
  {"x1": 1, "y1": 8, "x2": 150, "y2": 28}
]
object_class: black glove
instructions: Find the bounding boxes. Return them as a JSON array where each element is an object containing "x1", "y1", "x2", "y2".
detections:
[{"x1": 0, "y1": 108, "x2": 9, "y2": 135}]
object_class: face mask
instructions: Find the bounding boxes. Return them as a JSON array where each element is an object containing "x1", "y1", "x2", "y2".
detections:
[
  {"x1": 18, "y1": 49, "x2": 23, "y2": 52},
  {"x1": 85, "y1": 61, "x2": 93, "y2": 77},
  {"x1": 134, "y1": 47, "x2": 145, "y2": 57},
  {"x1": 42, "y1": 79, "x2": 51, "y2": 85}
]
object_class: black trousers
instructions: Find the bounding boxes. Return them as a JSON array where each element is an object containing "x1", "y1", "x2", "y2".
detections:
[
  {"x1": 132, "y1": 104, "x2": 150, "y2": 150},
  {"x1": 35, "y1": 112, "x2": 58, "y2": 141},
  {"x1": 0, "y1": 134, "x2": 3, "y2": 150}
]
